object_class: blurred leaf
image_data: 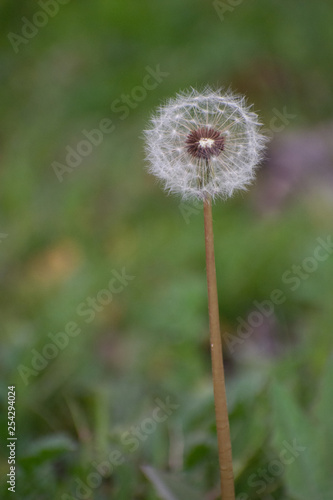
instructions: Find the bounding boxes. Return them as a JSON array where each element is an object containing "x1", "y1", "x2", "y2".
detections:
[
  {"x1": 142, "y1": 465, "x2": 203, "y2": 500},
  {"x1": 185, "y1": 437, "x2": 216, "y2": 469},
  {"x1": 313, "y1": 355, "x2": 333, "y2": 493},
  {"x1": 20, "y1": 434, "x2": 76, "y2": 466},
  {"x1": 227, "y1": 369, "x2": 267, "y2": 413},
  {"x1": 270, "y1": 381, "x2": 325, "y2": 500}
]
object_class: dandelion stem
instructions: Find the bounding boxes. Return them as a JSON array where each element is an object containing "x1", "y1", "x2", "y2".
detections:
[{"x1": 203, "y1": 197, "x2": 235, "y2": 500}]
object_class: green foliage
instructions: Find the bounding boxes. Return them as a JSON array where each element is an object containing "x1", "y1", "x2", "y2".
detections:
[
  {"x1": 20, "y1": 434, "x2": 76, "y2": 466},
  {"x1": 271, "y1": 382, "x2": 323, "y2": 499},
  {"x1": 1, "y1": 0, "x2": 333, "y2": 499},
  {"x1": 271, "y1": 360, "x2": 333, "y2": 500},
  {"x1": 142, "y1": 465, "x2": 204, "y2": 500}
]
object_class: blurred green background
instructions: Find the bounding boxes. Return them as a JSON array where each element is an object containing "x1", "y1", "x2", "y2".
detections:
[{"x1": 1, "y1": 1, "x2": 333, "y2": 499}]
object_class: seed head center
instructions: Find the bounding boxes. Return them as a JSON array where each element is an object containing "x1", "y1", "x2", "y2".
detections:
[
  {"x1": 199, "y1": 138, "x2": 214, "y2": 148},
  {"x1": 185, "y1": 127, "x2": 225, "y2": 160}
]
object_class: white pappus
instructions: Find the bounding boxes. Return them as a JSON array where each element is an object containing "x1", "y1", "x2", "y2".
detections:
[{"x1": 144, "y1": 87, "x2": 267, "y2": 200}]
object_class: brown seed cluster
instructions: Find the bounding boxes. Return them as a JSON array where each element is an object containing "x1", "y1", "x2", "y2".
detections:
[{"x1": 185, "y1": 127, "x2": 225, "y2": 160}]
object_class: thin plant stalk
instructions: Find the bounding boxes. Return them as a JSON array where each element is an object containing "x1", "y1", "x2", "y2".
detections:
[{"x1": 203, "y1": 196, "x2": 235, "y2": 500}]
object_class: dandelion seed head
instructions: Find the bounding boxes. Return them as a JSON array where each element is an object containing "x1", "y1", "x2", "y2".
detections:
[{"x1": 144, "y1": 87, "x2": 267, "y2": 200}]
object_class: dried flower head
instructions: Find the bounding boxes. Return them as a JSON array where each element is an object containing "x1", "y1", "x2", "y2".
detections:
[{"x1": 144, "y1": 87, "x2": 267, "y2": 200}]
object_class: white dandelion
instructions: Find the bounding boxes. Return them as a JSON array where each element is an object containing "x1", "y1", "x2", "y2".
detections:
[
  {"x1": 144, "y1": 87, "x2": 268, "y2": 500},
  {"x1": 144, "y1": 87, "x2": 267, "y2": 200}
]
